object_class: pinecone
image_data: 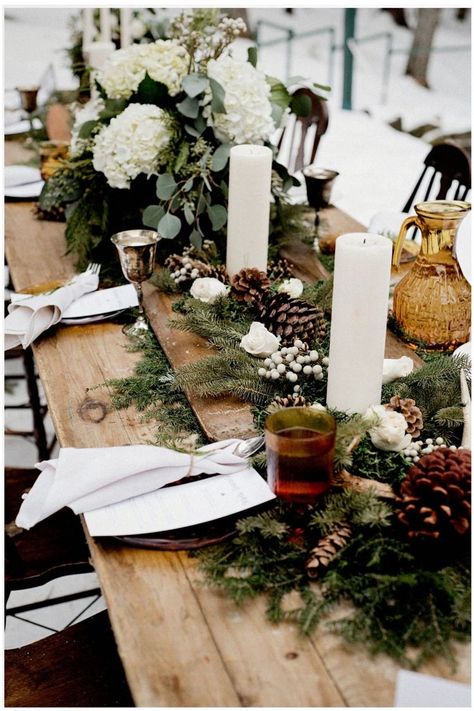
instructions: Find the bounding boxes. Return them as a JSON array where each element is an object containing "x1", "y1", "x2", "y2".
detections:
[
  {"x1": 207, "y1": 263, "x2": 229, "y2": 284},
  {"x1": 386, "y1": 395, "x2": 424, "y2": 438},
  {"x1": 267, "y1": 394, "x2": 308, "y2": 414},
  {"x1": 257, "y1": 292, "x2": 327, "y2": 346},
  {"x1": 306, "y1": 523, "x2": 352, "y2": 578},
  {"x1": 230, "y1": 268, "x2": 270, "y2": 305},
  {"x1": 268, "y1": 258, "x2": 294, "y2": 281},
  {"x1": 395, "y1": 448, "x2": 471, "y2": 544}
]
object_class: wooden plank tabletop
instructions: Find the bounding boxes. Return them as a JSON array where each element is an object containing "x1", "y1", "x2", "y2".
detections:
[{"x1": 4, "y1": 143, "x2": 469, "y2": 707}]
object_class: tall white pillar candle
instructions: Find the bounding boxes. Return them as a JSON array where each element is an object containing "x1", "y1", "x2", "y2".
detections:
[
  {"x1": 326, "y1": 233, "x2": 392, "y2": 413},
  {"x1": 120, "y1": 8, "x2": 132, "y2": 48},
  {"x1": 100, "y1": 8, "x2": 112, "y2": 43},
  {"x1": 83, "y1": 9, "x2": 94, "y2": 49},
  {"x1": 226, "y1": 144, "x2": 273, "y2": 278}
]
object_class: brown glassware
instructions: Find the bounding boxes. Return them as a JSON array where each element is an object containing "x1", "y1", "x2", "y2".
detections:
[
  {"x1": 392, "y1": 200, "x2": 471, "y2": 351},
  {"x1": 265, "y1": 407, "x2": 336, "y2": 504}
]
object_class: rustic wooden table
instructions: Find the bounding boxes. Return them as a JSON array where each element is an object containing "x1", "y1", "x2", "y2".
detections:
[{"x1": 5, "y1": 143, "x2": 470, "y2": 707}]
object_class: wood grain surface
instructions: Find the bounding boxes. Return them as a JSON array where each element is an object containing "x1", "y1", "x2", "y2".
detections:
[{"x1": 4, "y1": 141, "x2": 468, "y2": 707}]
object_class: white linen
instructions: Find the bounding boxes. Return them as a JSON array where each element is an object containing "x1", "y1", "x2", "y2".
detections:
[
  {"x1": 4, "y1": 271, "x2": 99, "y2": 351},
  {"x1": 16, "y1": 439, "x2": 251, "y2": 530}
]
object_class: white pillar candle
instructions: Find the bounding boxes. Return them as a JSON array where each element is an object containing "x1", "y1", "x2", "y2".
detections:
[
  {"x1": 100, "y1": 8, "x2": 112, "y2": 43},
  {"x1": 82, "y1": 9, "x2": 95, "y2": 49},
  {"x1": 226, "y1": 144, "x2": 273, "y2": 278},
  {"x1": 326, "y1": 233, "x2": 392, "y2": 413},
  {"x1": 120, "y1": 8, "x2": 132, "y2": 48}
]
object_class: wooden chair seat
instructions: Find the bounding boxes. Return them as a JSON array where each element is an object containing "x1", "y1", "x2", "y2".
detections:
[{"x1": 5, "y1": 610, "x2": 134, "y2": 707}]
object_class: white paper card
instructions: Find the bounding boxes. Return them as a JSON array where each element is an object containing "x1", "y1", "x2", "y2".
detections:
[
  {"x1": 395, "y1": 670, "x2": 471, "y2": 707},
  {"x1": 12, "y1": 284, "x2": 138, "y2": 318},
  {"x1": 84, "y1": 467, "x2": 276, "y2": 536}
]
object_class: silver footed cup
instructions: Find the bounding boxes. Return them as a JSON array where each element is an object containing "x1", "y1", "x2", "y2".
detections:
[{"x1": 111, "y1": 229, "x2": 160, "y2": 337}]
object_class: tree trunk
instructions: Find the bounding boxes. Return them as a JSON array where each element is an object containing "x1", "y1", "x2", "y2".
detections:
[{"x1": 405, "y1": 9, "x2": 440, "y2": 88}]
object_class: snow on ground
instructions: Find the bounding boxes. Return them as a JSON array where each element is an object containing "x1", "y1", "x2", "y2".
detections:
[{"x1": 3, "y1": 7, "x2": 471, "y2": 226}]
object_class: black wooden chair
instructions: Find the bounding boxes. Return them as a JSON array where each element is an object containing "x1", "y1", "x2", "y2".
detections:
[
  {"x1": 276, "y1": 87, "x2": 329, "y2": 175},
  {"x1": 5, "y1": 610, "x2": 134, "y2": 707},
  {"x1": 5, "y1": 466, "x2": 97, "y2": 612},
  {"x1": 402, "y1": 140, "x2": 471, "y2": 213}
]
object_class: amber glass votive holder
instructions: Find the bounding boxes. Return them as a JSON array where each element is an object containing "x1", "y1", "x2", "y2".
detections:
[{"x1": 265, "y1": 407, "x2": 336, "y2": 504}]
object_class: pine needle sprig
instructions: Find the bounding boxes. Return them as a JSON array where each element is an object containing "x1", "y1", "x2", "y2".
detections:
[{"x1": 309, "y1": 490, "x2": 392, "y2": 536}]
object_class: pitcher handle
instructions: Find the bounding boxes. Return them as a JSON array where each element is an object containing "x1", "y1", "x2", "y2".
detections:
[{"x1": 392, "y1": 215, "x2": 420, "y2": 269}]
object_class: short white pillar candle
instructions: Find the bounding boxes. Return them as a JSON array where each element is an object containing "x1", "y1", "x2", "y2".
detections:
[
  {"x1": 226, "y1": 144, "x2": 273, "y2": 278},
  {"x1": 326, "y1": 233, "x2": 392, "y2": 413}
]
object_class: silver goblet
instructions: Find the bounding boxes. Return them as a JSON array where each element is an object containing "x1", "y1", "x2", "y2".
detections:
[{"x1": 111, "y1": 229, "x2": 160, "y2": 338}]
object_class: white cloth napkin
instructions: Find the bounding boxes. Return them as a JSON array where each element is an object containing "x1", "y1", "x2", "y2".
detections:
[
  {"x1": 16, "y1": 439, "x2": 249, "y2": 530},
  {"x1": 4, "y1": 271, "x2": 99, "y2": 351}
]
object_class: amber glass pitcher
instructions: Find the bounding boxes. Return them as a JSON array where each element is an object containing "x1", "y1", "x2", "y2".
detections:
[{"x1": 392, "y1": 200, "x2": 471, "y2": 351}]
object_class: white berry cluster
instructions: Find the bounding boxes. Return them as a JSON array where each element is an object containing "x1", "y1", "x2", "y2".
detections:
[
  {"x1": 170, "y1": 256, "x2": 202, "y2": 285},
  {"x1": 257, "y1": 340, "x2": 329, "y2": 392},
  {"x1": 402, "y1": 437, "x2": 465, "y2": 464}
]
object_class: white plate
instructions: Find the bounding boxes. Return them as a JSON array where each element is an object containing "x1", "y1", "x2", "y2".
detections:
[
  {"x1": 5, "y1": 117, "x2": 42, "y2": 135},
  {"x1": 5, "y1": 180, "x2": 45, "y2": 199},
  {"x1": 5, "y1": 165, "x2": 41, "y2": 188},
  {"x1": 61, "y1": 309, "x2": 125, "y2": 325}
]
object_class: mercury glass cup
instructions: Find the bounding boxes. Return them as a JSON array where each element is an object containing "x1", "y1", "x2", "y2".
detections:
[{"x1": 111, "y1": 229, "x2": 160, "y2": 337}]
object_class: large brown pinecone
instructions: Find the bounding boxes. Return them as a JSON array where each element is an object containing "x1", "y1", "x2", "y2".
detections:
[
  {"x1": 257, "y1": 292, "x2": 327, "y2": 346},
  {"x1": 268, "y1": 258, "x2": 294, "y2": 281},
  {"x1": 267, "y1": 394, "x2": 308, "y2": 414},
  {"x1": 386, "y1": 395, "x2": 423, "y2": 438},
  {"x1": 395, "y1": 448, "x2": 471, "y2": 543},
  {"x1": 230, "y1": 268, "x2": 270, "y2": 305},
  {"x1": 306, "y1": 523, "x2": 352, "y2": 578}
]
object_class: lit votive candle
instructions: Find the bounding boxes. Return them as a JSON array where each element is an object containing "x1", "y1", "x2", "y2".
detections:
[{"x1": 326, "y1": 233, "x2": 392, "y2": 413}]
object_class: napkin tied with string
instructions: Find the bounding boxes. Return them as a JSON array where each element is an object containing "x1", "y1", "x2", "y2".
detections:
[
  {"x1": 4, "y1": 271, "x2": 99, "y2": 351},
  {"x1": 16, "y1": 440, "x2": 250, "y2": 530}
]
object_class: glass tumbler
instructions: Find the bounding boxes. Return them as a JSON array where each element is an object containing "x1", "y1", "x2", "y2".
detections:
[{"x1": 265, "y1": 407, "x2": 336, "y2": 504}]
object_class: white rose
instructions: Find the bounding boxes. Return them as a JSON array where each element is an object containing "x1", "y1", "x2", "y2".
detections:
[
  {"x1": 190, "y1": 277, "x2": 228, "y2": 304},
  {"x1": 240, "y1": 322, "x2": 280, "y2": 358},
  {"x1": 131, "y1": 18, "x2": 147, "y2": 39},
  {"x1": 310, "y1": 402, "x2": 327, "y2": 411},
  {"x1": 382, "y1": 356, "x2": 414, "y2": 384},
  {"x1": 278, "y1": 278, "x2": 304, "y2": 299},
  {"x1": 365, "y1": 404, "x2": 412, "y2": 452}
]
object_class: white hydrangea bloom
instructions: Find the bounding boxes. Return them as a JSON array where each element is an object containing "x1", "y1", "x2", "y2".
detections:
[
  {"x1": 70, "y1": 98, "x2": 104, "y2": 157},
  {"x1": 92, "y1": 104, "x2": 172, "y2": 189},
  {"x1": 204, "y1": 55, "x2": 275, "y2": 144},
  {"x1": 97, "y1": 40, "x2": 189, "y2": 100}
]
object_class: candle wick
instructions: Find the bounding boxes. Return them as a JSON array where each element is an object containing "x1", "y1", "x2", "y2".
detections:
[{"x1": 363, "y1": 238, "x2": 366, "y2": 244}]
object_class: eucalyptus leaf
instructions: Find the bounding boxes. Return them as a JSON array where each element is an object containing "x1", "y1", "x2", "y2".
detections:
[
  {"x1": 184, "y1": 124, "x2": 202, "y2": 138},
  {"x1": 182, "y1": 73, "x2": 209, "y2": 97},
  {"x1": 190, "y1": 229, "x2": 203, "y2": 249},
  {"x1": 211, "y1": 144, "x2": 230, "y2": 172},
  {"x1": 209, "y1": 78, "x2": 226, "y2": 114},
  {"x1": 158, "y1": 212, "x2": 182, "y2": 239},
  {"x1": 290, "y1": 93, "x2": 312, "y2": 118},
  {"x1": 176, "y1": 96, "x2": 199, "y2": 119},
  {"x1": 184, "y1": 203, "x2": 194, "y2": 225},
  {"x1": 99, "y1": 98, "x2": 128, "y2": 120},
  {"x1": 174, "y1": 143, "x2": 190, "y2": 173},
  {"x1": 78, "y1": 120, "x2": 99, "y2": 139},
  {"x1": 156, "y1": 174, "x2": 178, "y2": 200},
  {"x1": 142, "y1": 204, "x2": 165, "y2": 229},
  {"x1": 267, "y1": 76, "x2": 291, "y2": 109},
  {"x1": 183, "y1": 178, "x2": 193, "y2": 192},
  {"x1": 206, "y1": 203, "x2": 227, "y2": 231},
  {"x1": 247, "y1": 46, "x2": 258, "y2": 68},
  {"x1": 197, "y1": 191, "x2": 207, "y2": 215}
]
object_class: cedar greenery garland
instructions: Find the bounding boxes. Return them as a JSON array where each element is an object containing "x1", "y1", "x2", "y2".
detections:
[{"x1": 97, "y1": 273, "x2": 471, "y2": 669}]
